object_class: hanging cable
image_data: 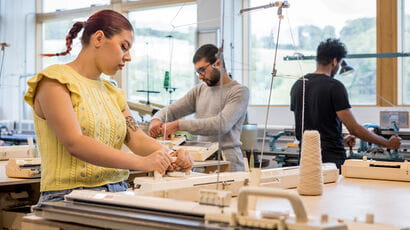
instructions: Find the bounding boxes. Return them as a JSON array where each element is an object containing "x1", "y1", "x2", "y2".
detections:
[
  {"x1": 259, "y1": 14, "x2": 283, "y2": 169},
  {"x1": 169, "y1": 2, "x2": 186, "y2": 32},
  {"x1": 216, "y1": 0, "x2": 227, "y2": 191},
  {"x1": 283, "y1": 5, "x2": 307, "y2": 147},
  {"x1": 300, "y1": 68, "x2": 307, "y2": 150},
  {"x1": 286, "y1": 9, "x2": 304, "y2": 74},
  {"x1": 0, "y1": 46, "x2": 6, "y2": 86},
  {"x1": 239, "y1": 1, "x2": 290, "y2": 169},
  {"x1": 161, "y1": 3, "x2": 184, "y2": 141}
]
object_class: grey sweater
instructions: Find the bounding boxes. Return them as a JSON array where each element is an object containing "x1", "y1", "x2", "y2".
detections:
[{"x1": 153, "y1": 80, "x2": 249, "y2": 150}]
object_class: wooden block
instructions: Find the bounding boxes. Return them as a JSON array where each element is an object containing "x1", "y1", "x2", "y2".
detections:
[
  {"x1": 6, "y1": 158, "x2": 41, "y2": 178},
  {"x1": 175, "y1": 142, "x2": 219, "y2": 161},
  {"x1": 342, "y1": 159, "x2": 410, "y2": 182},
  {"x1": 0, "y1": 145, "x2": 34, "y2": 161}
]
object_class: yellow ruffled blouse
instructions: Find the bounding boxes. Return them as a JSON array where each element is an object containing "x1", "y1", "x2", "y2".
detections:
[{"x1": 24, "y1": 64, "x2": 129, "y2": 191}]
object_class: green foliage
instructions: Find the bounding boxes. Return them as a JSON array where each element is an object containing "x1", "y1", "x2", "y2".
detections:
[
  {"x1": 134, "y1": 27, "x2": 195, "y2": 45},
  {"x1": 340, "y1": 17, "x2": 376, "y2": 53},
  {"x1": 338, "y1": 17, "x2": 376, "y2": 104},
  {"x1": 322, "y1": 26, "x2": 336, "y2": 39},
  {"x1": 298, "y1": 25, "x2": 327, "y2": 50},
  {"x1": 127, "y1": 36, "x2": 195, "y2": 106},
  {"x1": 250, "y1": 17, "x2": 377, "y2": 105}
]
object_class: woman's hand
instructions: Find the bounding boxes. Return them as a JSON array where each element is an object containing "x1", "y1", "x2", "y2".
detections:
[{"x1": 142, "y1": 150, "x2": 172, "y2": 175}]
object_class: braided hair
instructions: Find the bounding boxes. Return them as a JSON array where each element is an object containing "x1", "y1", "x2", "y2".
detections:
[{"x1": 41, "y1": 10, "x2": 133, "y2": 57}]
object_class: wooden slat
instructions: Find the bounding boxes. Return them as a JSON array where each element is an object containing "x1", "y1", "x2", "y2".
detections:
[{"x1": 377, "y1": 0, "x2": 398, "y2": 106}]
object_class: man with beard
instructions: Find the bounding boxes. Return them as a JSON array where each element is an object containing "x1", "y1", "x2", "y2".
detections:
[
  {"x1": 290, "y1": 38, "x2": 401, "y2": 170},
  {"x1": 149, "y1": 44, "x2": 249, "y2": 171}
]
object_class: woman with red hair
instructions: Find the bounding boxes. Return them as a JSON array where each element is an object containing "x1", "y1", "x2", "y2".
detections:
[{"x1": 25, "y1": 10, "x2": 192, "y2": 205}]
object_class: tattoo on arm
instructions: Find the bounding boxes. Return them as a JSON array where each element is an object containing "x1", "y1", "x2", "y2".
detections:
[
  {"x1": 124, "y1": 116, "x2": 138, "y2": 144},
  {"x1": 126, "y1": 116, "x2": 139, "y2": 132},
  {"x1": 125, "y1": 130, "x2": 130, "y2": 143}
]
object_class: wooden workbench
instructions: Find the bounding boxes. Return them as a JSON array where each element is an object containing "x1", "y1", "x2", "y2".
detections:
[
  {"x1": 21, "y1": 176, "x2": 410, "y2": 229},
  {"x1": 0, "y1": 160, "x2": 230, "y2": 188},
  {"x1": 253, "y1": 176, "x2": 410, "y2": 229},
  {"x1": 1, "y1": 159, "x2": 230, "y2": 229}
]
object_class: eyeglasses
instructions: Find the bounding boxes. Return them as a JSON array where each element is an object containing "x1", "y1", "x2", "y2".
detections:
[{"x1": 195, "y1": 63, "x2": 211, "y2": 76}]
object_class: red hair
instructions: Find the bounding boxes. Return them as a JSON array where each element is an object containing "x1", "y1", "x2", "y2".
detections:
[{"x1": 41, "y1": 10, "x2": 133, "y2": 57}]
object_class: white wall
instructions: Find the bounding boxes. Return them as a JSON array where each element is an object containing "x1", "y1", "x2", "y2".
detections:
[
  {"x1": 196, "y1": 0, "x2": 243, "y2": 84},
  {"x1": 197, "y1": 0, "x2": 220, "y2": 30},
  {"x1": 0, "y1": 0, "x2": 36, "y2": 121}
]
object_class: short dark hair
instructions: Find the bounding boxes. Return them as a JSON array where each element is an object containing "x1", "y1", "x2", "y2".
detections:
[
  {"x1": 193, "y1": 44, "x2": 218, "y2": 64},
  {"x1": 316, "y1": 38, "x2": 347, "y2": 65}
]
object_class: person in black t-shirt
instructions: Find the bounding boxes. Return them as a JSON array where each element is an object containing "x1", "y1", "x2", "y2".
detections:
[{"x1": 290, "y1": 38, "x2": 401, "y2": 169}]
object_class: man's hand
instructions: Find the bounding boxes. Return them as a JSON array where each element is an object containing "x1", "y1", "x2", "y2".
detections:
[
  {"x1": 149, "y1": 119, "x2": 163, "y2": 138},
  {"x1": 386, "y1": 136, "x2": 401, "y2": 150},
  {"x1": 343, "y1": 135, "x2": 356, "y2": 147},
  {"x1": 170, "y1": 149, "x2": 193, "y2": 172},
  {"x1": 162, "y1": 121, "x2": 180, "y2": 140}
]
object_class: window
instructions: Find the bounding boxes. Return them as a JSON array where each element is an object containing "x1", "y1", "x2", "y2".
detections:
[
  {"x1": 127, "y1": 4, "x2": 197, "y2": 106},
  {"x1": 403, "y1": 0, "x2": 410, "y2": 104},
  {"x1": 42, "y1": 19, "x2": 85, "y2": 68},
  {"x1": 42, "y1": 0, "x2": 109, "y2": 13},
  {"x1": 247, "y1": 0, "x2": 376, "y2": 105}
]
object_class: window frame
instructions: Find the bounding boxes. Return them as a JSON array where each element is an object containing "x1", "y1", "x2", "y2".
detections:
[
  {"x1": 398, "y1": 0, "x2": 410, "y2": 106},
  {"x1": 377, "y1": 0, "x2": 398, "y2": 106},
  {"x1": 35, "y1": 0, "x2": 195, "y2": 89},
  {"x1": 241, "y1": 0, "x2": 401, "y2": 107},
  {"x1": 35, "y1": 0, "x2": 406, "y2": 106}
]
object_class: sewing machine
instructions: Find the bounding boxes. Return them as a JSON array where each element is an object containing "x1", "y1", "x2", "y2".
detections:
[
  {"x1": 243, "y1": 128, "x2": 300, "y2": 167},
  {"x1": 135, "y1": 171, "x2": 249, "y2": 201},
  {"x1": 348, "y1": 124, "x2": 407, "y2": 162},
  {"x1": 29, "y1": 184, "x2": 401, "y2": 230},
  {"x1": 6, "y1": 158, "x2": 41, "y2": 178},
  {"x1": 267, "y1": 129, "x2": 295, "y2": 152},
  {"x1": 259, "y1": 163, "x2": 338, "y2": 188},
  {"x1": 134, "y1": 163, "x2": 339, "y2": 201},
  {"x1": 24, "y1": 154, "x2": 406, "y2": 229},
  {"x1": 342, "y1": 158, "x2": 410, "y2": 182}
]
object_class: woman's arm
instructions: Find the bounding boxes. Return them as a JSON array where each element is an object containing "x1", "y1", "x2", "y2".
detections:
[
  {"x1": 123, "y1": 109, "x2": 193, "y2": 171},
  {"x1": 35, "y1": 77, "x2": 171, "y2": 174},
  {"x1": 123, "y1": 108, "x2": 168, "y2": 156}
]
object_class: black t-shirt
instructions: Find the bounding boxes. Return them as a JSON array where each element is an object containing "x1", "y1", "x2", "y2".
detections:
[{"x1": 290, "y1": 73, "x2": 351, "y2": 161}]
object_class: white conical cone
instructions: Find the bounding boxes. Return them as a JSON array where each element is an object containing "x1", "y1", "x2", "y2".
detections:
[{"x1": 297, "y1": 130, "x2": 323, "y2": 196}]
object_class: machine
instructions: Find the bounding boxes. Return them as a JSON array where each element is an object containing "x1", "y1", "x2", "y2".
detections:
[
  {"x1": 342, "y1": 158, "x2": 410, "y2": 182},
  {"x1": 6, "y1": 158, "x2": 41, "y2": 178},
  {"x1": 0, "y1": 141, "x2": 35, "y2": 160},
  {"x1": 348, "y1": 124, "x2": 408, "y2": 162}
]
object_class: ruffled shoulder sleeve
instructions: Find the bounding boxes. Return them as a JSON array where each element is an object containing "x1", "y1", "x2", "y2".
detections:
[
  {"x1": 103, "y1": 80, "x2": 127, "y2": 112},
  {"x1": 24, "y1": 64, "x2": 81, "y2": 108}
]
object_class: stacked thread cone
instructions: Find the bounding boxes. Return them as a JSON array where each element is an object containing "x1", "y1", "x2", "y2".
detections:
[{"x1": 297, "y1": 130, "x2": 323, "y2": 196}]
